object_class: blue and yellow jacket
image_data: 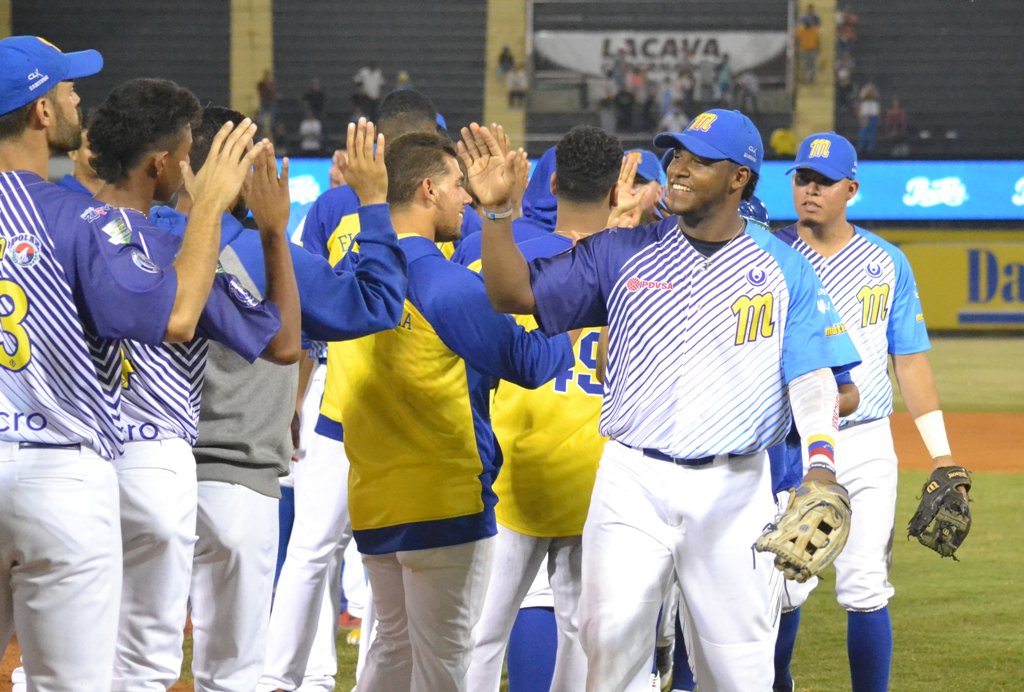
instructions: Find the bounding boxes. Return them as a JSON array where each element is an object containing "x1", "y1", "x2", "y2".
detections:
[{"x1": 338, "y1": 234, "x2": 574, "y2": 554}]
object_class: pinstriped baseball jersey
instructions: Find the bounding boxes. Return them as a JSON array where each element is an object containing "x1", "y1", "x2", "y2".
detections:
[
  {"x1": 528, "y1": 217, "x2": 862, "y2": 459},
  {"x1": 114, "y1": 209, "x2": 280, "y2": 444},
  {"x1": 775, "y1": 225, "x2": 930, "y2": 426},
  {"x1": 0, "y1": 171, "x2": 178, "y2": 458}
]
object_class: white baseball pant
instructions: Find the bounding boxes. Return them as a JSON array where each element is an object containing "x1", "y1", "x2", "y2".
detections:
[
  {"x1": 467, "y1": 525, "x2": 586, "y2": 692},
  {"x1": 189, "y1": 480, "x2": 279, "y2": 691},
  {"x1": 358, "y1": 537, "x2": 494, "y2": 692},
  {"x1": 0, "y1": 442, "x2": 122, "y2": 692},
  {"x1": 781, "y1": 418, "x2": 898, "y2": 612},
  {"x1": 579, "y1": 441, "x2": 781, "y2": 692},
  {"x1": 112, "y1": 437, "x2": 198, "y2": 690}
]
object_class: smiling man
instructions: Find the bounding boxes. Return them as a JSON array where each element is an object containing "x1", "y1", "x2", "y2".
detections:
[{"x1": 474, "y1": 110, "x2": 861, "y2": 691}]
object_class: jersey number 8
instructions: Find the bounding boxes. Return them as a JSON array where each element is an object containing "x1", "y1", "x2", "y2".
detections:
[{"x1": 0, "y1": 280, "x2": 31, "y2": 371}]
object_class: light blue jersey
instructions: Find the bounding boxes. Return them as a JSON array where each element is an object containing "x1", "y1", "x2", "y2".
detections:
[
  {"x1": 776, "y1": 225, "x2": 930, "y2": 426},
  {"x1": 0, "y1": 172, "x2": 178, "y2": 458},
  {"x1": 529, "y1": 216, "x2": 861, "y2": 459}
]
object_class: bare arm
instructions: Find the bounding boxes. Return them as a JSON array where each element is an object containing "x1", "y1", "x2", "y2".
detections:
[
  {"x1": 892, "y1": 351, "x2": 957, "y2": 470},
  {"x1": 838, "y1": 382, "x2": 860, "y2": 417},
  {"x1": 458, "y1": 123, "x2": 536, "y2": 314},
  {"x1": 166, "y1": 120, "x2": 265, "y2": 341},
  {"x1": 246, "y1": 144, "x2": 301, "y2": 364}
]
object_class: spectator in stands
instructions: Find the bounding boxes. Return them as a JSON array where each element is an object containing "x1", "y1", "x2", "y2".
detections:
[
  {"x1": 659, "y1": 77, "x2": 678, "y2": 120},
  {"x1": 613, "y1": 85, "x2": 635, "y2": 131},
  {"x1": 696, "y1": 54, "x2": 717, "y2": 101},
  {"x1": 770, "y1": 126, "x2": 798, "y2": 157},
  {"x1": 351, "y1": 81, "x2": 374, "y2": 123},
  {"x1": 715, "y1": 53, "x2": 733, "y2": 105},
  {"x1": 610, "y1": 47, "x2": 629, "y2": 91},
  {"x1": 303, "y1": 77, "x2": 325, "y2": 120},
  {"x1": 353, "y1": 62, "x2": 384, "y2": 117},
  {"x1": 498, "y1": 45, "x2": 515, "y2": 77},
  {"x1": 298, "y1": 104, "x2": 323, "y2": 155},
  {"x1": 736, "y1": 71, "x2": 761, "y2": 113},
  {"x1": 395, "y1": 70, "x2": 413, "y2": 91},
  {"x1": 801, "y1": 3, "x2": 821, "y2": 27},
  {"x1": 640, "y1": 81, "x2": 659, "y2": 132},
  {"x1": 597, "y1": 88, "x2": 616, "y2": 132},
  {"x1": 658, "y1": 104, "x2": 688, "y2": 135},
  {"x1": 884, "y1": 97, "x2": 908, "y2": 156},
  {"x1": 507, "y1": 63, "x2": 529, "y2": 109},
  {"x1": 857, "y1": 83, "x2": 881, "y2": 154},
  {"x1": 256, "y1": 69, "x2": 277, "y2": 134},
  {"x1": 795, "y1": 17, "x2": 821, "y2": 83},
  {"x1": 836, "y1": 65, "x2": 855, "y2": 109},
  {"x1": 675, "y1": 65, "x2": 695, "y2": 114},
  {"x1": 836, "y1": 7, "x2": 858, "y2": 53}
]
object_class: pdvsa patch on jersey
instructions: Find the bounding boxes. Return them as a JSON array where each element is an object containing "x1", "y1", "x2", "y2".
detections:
[
  {"x1": 131, "y1": 250, "x2": 161, "y2": 274},
  {"x1": 7, "y1": 234, "x2": 42, "y2": 269},
  {"x1": 227, "y1": 275, "x2": 260, "y2": 307},
  {"x1": 101, "y1": 217, "x2": 131, "y2": 245}
]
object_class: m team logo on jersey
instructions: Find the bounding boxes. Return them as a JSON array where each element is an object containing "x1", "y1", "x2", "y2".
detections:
[
  {"x1": 227, "y1": 276, "x2": 260, "y2": 308},
  {"x1": 7, "y1": 234, "x2": 41, "y2": 269},
  {"x1": 731, "y1": 292, "x2": 775, "y2": 345},
  {"x1": 625, "y1": 277, "x2": 675, "y2": 292},
  {"x1": 857, "y1": 284, "x2": 891, "y2": 327},
  {"x1": 101, "y1": 217, "x2": 131, "y2": 245}
]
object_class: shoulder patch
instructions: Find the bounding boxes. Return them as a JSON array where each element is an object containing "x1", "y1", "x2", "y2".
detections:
[
  {"x1": 80, "y1": 205, "x2": 111, "y2": 223},
  {"x1": 7, "y1": 234, "x2": 42, "y2": 269},
  {"x1": 100, "y1": 217, "x2": 131, "y2": 245},
  {"x1": 131, "y1": 249, "x2": 161, "y2": 274},
  {"x1": 227, "y1": 275, "x2": 261, "y2": 308}
]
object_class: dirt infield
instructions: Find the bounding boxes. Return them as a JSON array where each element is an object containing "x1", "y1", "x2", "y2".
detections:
[{"x1": 0, "y1": 412, "x2": 1017, "y2": 689}]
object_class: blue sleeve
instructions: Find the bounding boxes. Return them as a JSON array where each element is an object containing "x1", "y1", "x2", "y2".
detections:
[
  {"x1": 834, "y1": 369, "x2": 854, "y2": 387},
  {"x1": 779, "y1": 256, "x2": 862, "y2": 383},
  {"x1": 886, "y1": 249, "x2": 930, "y2": 355},
  {"x1": 528, "y1": 233, "x2": 612, "y2": 334},
  {"x1": 450, "y1": 231, "x2": 482, "y2": 268},
  {"x1": 298, "y1": 204, "x2": 407, "y2": 340},
  {"x1": 194, "y1": 272, "x2": 281, "y2": 362},
  {"x1": 422, "y1": 263, "x2": 574, "y2": 389},
  {"x1": 62, "y1": 217, "x2": 178, "y2": 346},
  {"x1": 299, "y1": 191, "x2": 335, "y2": 260},
  {"x1": 461, "y1": 204, "x2": 482, "y2": 237}
]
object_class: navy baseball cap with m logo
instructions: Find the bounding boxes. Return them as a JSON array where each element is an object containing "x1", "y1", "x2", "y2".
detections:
[
  {"x1": 0, "y1": 36, "x2": 103, "y2": 116},
  {"x1": 654, "y1": 109, "x2": 763, "y2": 175}
]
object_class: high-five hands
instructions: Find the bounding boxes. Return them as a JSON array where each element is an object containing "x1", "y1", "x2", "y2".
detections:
[
  {"x1": 607, "y1": 151, "x2": 646, "y2": 228},
  {"x1": 337, "y1": 118, "x2": 387, "y2": 206},
  {"x1": 184, "y1": 118, "x2": 267, "y2": 213},
  {"x1": 457, "y1": 122, "x2": 527, "y2": 211},
  {"x1": 244, "y1": 142, "x2": 290, "y2": 236}
]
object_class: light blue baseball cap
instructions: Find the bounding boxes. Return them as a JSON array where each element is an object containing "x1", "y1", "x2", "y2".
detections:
[
  {"x1": 786, "y1": 132, "x2": 858, "y2": 180},
  {"x1": 654, "y1": 109, "x2": 763, "y2": 174},
  {"x1": 0, "y1": 36, "x2": 103, "y2": 116},
  {"x1": 625, "y1": 148, "x2": 667, "y2": 187}
]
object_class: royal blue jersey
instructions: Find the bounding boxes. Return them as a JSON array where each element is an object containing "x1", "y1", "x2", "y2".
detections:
[
  {"x1": 0, "y1": 172, "x2": 177, "y2": 458},
  {"x1": 529, "y1": 216, "x2": 862, "y2": 459},
  {"x1": 450, "y1": 216, "x2": 552, "y2": 268},
  {"x1": 775, "y1": 224, "x2": 930, "y2": 426}
]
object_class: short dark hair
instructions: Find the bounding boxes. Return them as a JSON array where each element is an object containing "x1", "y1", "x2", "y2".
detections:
[
  {"x1": 555, "y1": 125, "x2": 623, "y2": 204},
  {"x1": 742, "y1": 170, "x2": 759, "y2": 201},
  {"x1": 88, "y1": 78, "x2": 201, "y2": 183},
  {"x1": 0, "y1": 85, "x2": 57, "y2": 142},
  {"x1": 191, "y1": 105, "x2": 248, "y2": 171},
  {"x1": 384, "y1": 132, "x2": 458, "y2": 207},
  {"x1": 377, "y1": 89, "x2": 437, "y2": 141}
]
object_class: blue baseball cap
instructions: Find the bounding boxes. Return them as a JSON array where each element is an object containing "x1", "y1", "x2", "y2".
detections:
[
  {"x1": 654, "y1": 109, "x2": 763, "y2": 174},
  {"x1": 435, "y1": 112, "x2": 448, "y2": 131},
  {"x1": 625, "y1": 149, "x2": 667, "y2": 187},
  {"x1": 0, "y1": 36, "x2": 103, "y2": 116},
  {"x1": 739, "y1": 195, "x2": 770, "y2": 226},
  {"x1": 786, "y1": 132, "x2": 858, "y2": 180}
]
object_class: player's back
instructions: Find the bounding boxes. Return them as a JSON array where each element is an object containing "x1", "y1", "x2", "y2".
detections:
[{"x1": 0, "y1": 172, "x2": 124, "y2": 458}]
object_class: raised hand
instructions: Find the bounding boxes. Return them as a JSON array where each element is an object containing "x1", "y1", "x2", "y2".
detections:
[
  {"x1": 244, "y1": 142, "x2": 290, "y2": 236},
  {"x1": 186, "y1": 118, "x2": 265, "y2": 214},
  {"x1": 606, "y1": 151, "x2": 646, "y2": 228},
  {"x1": 339, "y1": 118, "x2": 387, "y2": 206},
  {"x1": 457, "y1": 122, "x2": 521, "y2": 210}
]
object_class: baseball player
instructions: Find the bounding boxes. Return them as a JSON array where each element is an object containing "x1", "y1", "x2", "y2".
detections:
[
  {"x1": 57, "y1": 125, "x2": 102, "y2": 195},
  {"x1": 464, "y1": 125, "x2": 625, "y2": 692},
  {"x1": 772, "y1": 132, "x2": 966, "y2": 692},
  {"x1": 335, "y1": 128, "x2": 573, "y2": 692},
  {"x1": 259, "y1": 91, "x2": 454, "y2": 692},
  {"x1": 472, "y1": 109, "x2": 862, "y2": 691},
  {"x1": 0, "y1": 35, "x2": 261, "y2": 691},
  {"x1": 145, "y1": 108, "x2": 404, "y2": 691},
  {"x1": 83, "y1": 79, "x2": 301, "y2": 690}
]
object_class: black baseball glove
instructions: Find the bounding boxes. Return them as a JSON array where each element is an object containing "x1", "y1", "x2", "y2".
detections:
[{"x1": 907, "y1": 465, "x2": 972, "y2": 559}]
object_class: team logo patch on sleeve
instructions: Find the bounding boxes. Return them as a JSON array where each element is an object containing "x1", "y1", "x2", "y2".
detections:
[
  {"x1": 131, "y1": 250, "x2": 161, "y2": 274},
  {"x1": 8, "y1": 234, "x2": 41, "y2": 269},
  {"x1": 101, "y1": 217, "x2": 131, "y2": 245},
  {"x1": 227, "y1": 275, "x2": 261, "y2": 307}
]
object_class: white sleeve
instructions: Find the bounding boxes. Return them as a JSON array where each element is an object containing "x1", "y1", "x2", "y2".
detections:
[{"x1": 788, "y1": 368, "x2": 840, "y2": 469}]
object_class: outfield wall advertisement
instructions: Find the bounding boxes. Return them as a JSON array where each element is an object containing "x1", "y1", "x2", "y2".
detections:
[{"x1": 902, "y1": 243, "x2": 1024, "y2": 330}]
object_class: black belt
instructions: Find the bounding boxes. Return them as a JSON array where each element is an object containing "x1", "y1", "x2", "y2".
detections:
[
  {"x1": 642, "y1": 448, "x2": 717, "y2": 466},
  {"x1": 18, "y1": 442, "x2": 81, "y2": 450}
]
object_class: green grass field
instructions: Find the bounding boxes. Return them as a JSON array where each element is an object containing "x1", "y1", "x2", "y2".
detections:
[{"x1": 175, "y1": 336, "x2": 1024, "y2": 690}]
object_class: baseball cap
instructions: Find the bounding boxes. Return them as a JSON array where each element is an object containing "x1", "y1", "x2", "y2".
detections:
[
  {"x1": 0, "y1": 36, "x2": 103, "y2": 116},
  {"x1": 654, "y1": 109, "x2": 763, "y2": 174},
  {"x1": 786, "y1": 132, "x2": 857, "y2": 180},
  {"x1": 625, "y1": 149, "x2": 667, "y2": 187},
  {"x1": 739, "y1": 195, "x2": 770, "y2": 226}
]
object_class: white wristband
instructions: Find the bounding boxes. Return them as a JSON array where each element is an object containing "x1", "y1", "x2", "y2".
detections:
[
  {"x1": 914, "y1": 410, "x2": 952, "y2": 458},
  {"x1": 481, "y1": 206, "x2": 514, "y2": 220}
]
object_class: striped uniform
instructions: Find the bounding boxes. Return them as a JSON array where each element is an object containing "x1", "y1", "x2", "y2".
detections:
[
  {"x1": 527, "y1": 216, "x2": 861, "y2": 691},
  {"x1": 0, "y1": 171, "x2": 178, "y2": 691},
  {"x1": 775, "y1": 224, "x2": 929, "y2": 614}
]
